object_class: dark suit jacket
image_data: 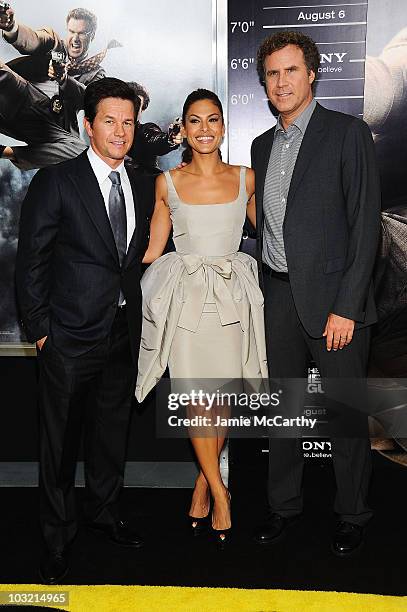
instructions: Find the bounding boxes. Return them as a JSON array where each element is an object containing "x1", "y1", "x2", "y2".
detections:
[
  {"x1": 16, "y1": 151, "x2": 154, "y2": 362},
  {"x1": 251, "y1": 102, "x2": 381, "y2": 337}
]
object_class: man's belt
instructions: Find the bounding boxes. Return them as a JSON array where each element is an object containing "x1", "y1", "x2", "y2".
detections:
[{"x1": 262, "y1": 263, "x2": 289, "y2": 282}]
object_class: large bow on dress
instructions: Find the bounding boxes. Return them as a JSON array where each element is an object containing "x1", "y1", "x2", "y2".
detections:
[
  {"x1": 178, "y1": 254, "x2": 240, "y2": 332},
  {"x1": 135, "y1": 251, "x2": 268, "y2": 402}
]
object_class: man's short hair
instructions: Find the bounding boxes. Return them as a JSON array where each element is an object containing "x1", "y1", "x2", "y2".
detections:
[
  {"x1": 84, "y1": 77, "x2": 141, "y2": 124},
  {"x1": 257, "y1": 31, "x2": 320, "y2": 91},
  {"x1": 66, "y1": 8, "x2": 98, "y2": 39},
  {"x1": 127, "y1": 82, "x2": 150, "y2": 111}
]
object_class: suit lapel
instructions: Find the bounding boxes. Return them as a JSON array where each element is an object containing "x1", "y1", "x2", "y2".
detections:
[
  {"x1": 256, "y1": 128, "x2": 275, "y2": 248},
  {"x1": 257, "y1": 128, "x2": 275, "y2": 212},
  {"x1": 67, "y1": 152, "x2": 119, "y2": 264},
  {"x1": 286, "y1": 103, "x2": 325, "y2": 208}
]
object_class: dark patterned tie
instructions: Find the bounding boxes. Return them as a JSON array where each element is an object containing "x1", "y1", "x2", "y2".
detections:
[{"x1": 108, "y1": 171, "x2": 127, "y2": 266}]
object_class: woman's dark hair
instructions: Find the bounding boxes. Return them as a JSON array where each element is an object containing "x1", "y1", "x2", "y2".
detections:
[
  {"x1": 84, "y1": 77, "x2": 140, "y2": 124},
  {"x1": 181, "y1": 88, "x2": 224, "y2": 164},
  {"x1": 257, "y1": 31, "x2": 320, "y2": 92}
]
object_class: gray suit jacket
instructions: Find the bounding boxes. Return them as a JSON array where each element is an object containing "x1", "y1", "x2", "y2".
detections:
[{"x1": 251, "y1": 103, "x2": 381, "y2": 337}]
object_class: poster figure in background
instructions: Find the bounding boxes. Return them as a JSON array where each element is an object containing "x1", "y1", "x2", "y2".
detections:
[
  {"x1": 15, "y1": 78, "x2": 154, "y2": 584},
  {"x1": 127, "y1": 81, "x2": 183, "y2": 175},
  {"x1": 364, "y1": 27, "x2": 407, "y2": 210},
  {"x1": 251, "y1": 32, "x2": 381, "y2": 555},
  {"x1": 364, "y1": 27, "x2": 407, "y2": 380},
  {"x1": 0, "y1": 5, "x2": 119, "y2": 169}
]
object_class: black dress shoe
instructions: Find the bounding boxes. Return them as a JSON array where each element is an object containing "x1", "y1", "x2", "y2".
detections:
[
  {"x1": 189, "y1": 514, "x2": 210, "y2": 536},
  {"x1": 212, "y1": 526, "x2": 232, "y2": 550},
  {"x1": 332, "y1": 521, "x2": 363, "y2": 556},
  {"x1": 39, "y1": 550, "x2": 68, "y2": 584},
  {"x1": 211, "y1": 489, "x2": 232, "y2": 549},
  {"x1": 253, "y1": 513, "x2": 298, "y2": 545},
  {"x1": 87, "y1": 519, "x2": 144, "y2": 548}
]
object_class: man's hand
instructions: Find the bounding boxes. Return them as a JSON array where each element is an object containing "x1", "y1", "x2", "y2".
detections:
[
  {"x1": 36, "y1": 336, "x2": 47, "y2": 351},
  {"x1": 0, "y1": 5, "x2": 15, "y2": 31},
  {"x1": 0, "y1": 145, "x2": 15, "y2": 160},
  {"x1": 322, "y1": 313, "x2": 355, "y2": 351},
  {"x1": 168, "y1": 118, "x2": 183, "y2": 146},
  {"x1": 171, "y1": 130, "x2": 183, "y2": 146},
  {"x1": 48, "y1": 59, "x2": 67, "y2": 83},
  {"x1": 172, "y1": 133, "x2": 184, "y2": 145},
  {"x1": 174, "y1": 161, "x2": 188, "y2": 170}
]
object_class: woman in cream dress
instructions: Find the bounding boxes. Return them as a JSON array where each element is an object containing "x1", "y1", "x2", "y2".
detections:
[{"x1": 136, "y1": 89, "x2": 267, "y2": 545}]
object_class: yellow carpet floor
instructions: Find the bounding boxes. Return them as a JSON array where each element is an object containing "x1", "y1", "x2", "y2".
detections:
[{"x1": 1, "y1": 585, "x2": 406, "y2": 612}]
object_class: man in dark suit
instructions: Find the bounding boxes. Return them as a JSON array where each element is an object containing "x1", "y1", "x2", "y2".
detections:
[
  {"x1": 251, "y1": 32, "x2": 381, "y2": 555},
  {"x1": 16, "y1": 77, "x2": 153, "y2": 583}
]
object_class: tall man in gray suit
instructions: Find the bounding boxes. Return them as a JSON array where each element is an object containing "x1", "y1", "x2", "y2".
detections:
[{"x1": 251, "y1": 32, "x2": 381, "y2": 555}]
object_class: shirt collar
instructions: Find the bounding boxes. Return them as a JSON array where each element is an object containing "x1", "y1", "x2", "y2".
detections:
[
  {"x1": 87, "y1": 147, "x2": 128, "y2": 185},
  {"x1": 275, "y1": 98, "x2": 317, "y2": 135}
]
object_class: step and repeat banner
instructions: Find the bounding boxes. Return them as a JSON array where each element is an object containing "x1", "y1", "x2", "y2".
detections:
[{"x1": 228, "y1": 0, "x2": 368, "y2": 165}]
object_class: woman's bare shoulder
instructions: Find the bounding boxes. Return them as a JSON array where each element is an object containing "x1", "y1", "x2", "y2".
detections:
[
  {"x1": 221, "y1": 163, "x2": 243, "y2": 178},
  {"x1": 155, "y1": 172, "x2": 169, "y2": 200},
  {"x1": 245, "y1": 167, "x2": 255, "y2": 195},
  {"x1": 225, "y1": 163, "x2": 253, "y2": 174},
  {"x1": 156, "y1": 172, "x2": 167, "y2": 187},
  {"x1": 168, "y1": 167, "x2": 189, "y2": 185}
]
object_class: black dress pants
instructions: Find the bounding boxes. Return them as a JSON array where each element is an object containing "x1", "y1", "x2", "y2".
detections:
[
  {"x1": 37, "y1": 308, "x2": 135, "y2": 551},
  {"x1": 263, "y1": 273, "x2": 373, "y2": 526}
]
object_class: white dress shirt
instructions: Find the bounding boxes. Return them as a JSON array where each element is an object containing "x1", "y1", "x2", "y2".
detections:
[{"x1": 87, "y1": 147, "x2": 136, "y2": 250}]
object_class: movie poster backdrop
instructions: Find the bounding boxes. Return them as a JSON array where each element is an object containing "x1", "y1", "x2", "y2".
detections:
[
  {"x1": 364, "y1": 0, "x2": 407, "y2": 466},
  {"x1": 0, "y1": 0, "x2": 215, "y2": 348}
]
